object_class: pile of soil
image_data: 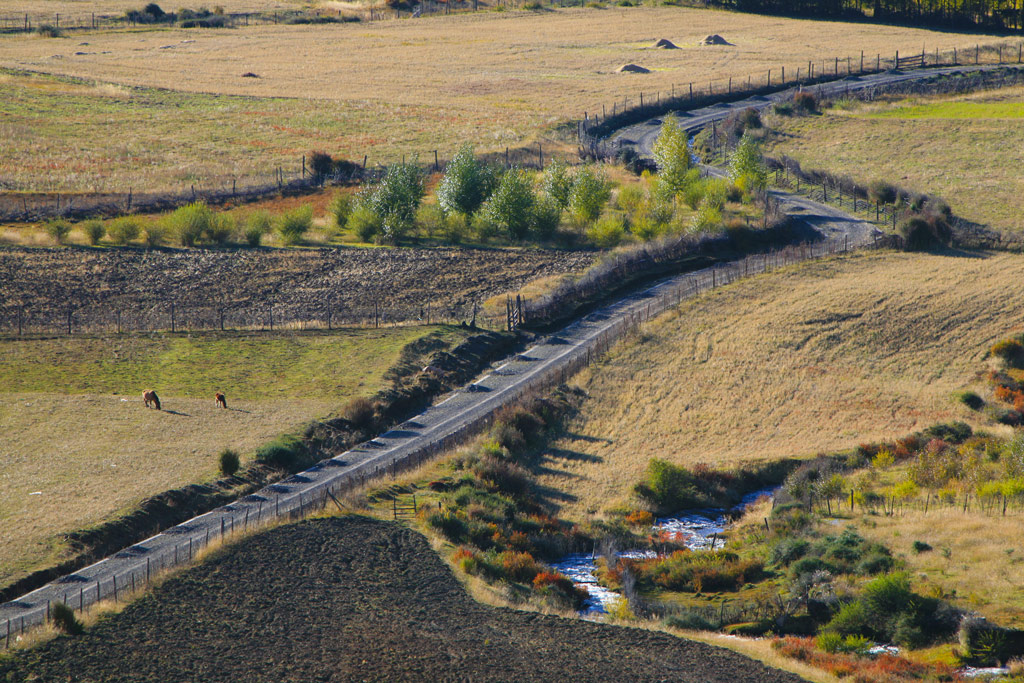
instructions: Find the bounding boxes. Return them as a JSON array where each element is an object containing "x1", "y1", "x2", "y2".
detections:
[
  {"x1": 0, "y1": 517, "x2": 806, "y2": 682},
  {"x1": 700, "y1": 34, "x2": 732, "y2": 45},
  {"x1": 617, "y1": 63, "x2": 651, "y2": 73},
  {"x1": 653, "y1": 38, "x2": 678, "y2": 49}
]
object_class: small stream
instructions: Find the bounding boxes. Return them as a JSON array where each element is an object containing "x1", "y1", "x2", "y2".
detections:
[{"x1": 552, "y1": 489, "x2": 774, "y2": 615}]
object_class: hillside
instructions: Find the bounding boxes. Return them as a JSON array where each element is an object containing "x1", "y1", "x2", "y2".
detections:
[{"x1": 539, "y1": 250, "x2": 1024, "y2": 520}]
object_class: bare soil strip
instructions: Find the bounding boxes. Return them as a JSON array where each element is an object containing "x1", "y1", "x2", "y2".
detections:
[{"x1": 0, "y1": 516, "x2": 808, "y2": 682}]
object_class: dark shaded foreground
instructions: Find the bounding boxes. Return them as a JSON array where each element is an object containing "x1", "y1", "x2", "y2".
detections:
[{"x1": 0, "y1": 517, "x2": 807, "y2": 682}]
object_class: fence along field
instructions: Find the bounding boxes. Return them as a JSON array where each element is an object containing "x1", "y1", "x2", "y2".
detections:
[
  {"x1": 0, "y1": 8, "x2": 1010, "y2": 194},
  {"x1": 761, "y1": 82, "x2": 1024, "y2": 234}
]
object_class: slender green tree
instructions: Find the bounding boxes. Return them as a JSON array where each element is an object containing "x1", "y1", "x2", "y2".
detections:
[
  {"x1": 482, "y1": 168, "x2": 535, "y2": 240},
  {"x1": 651, "y1": 114, "x2": 693, "y2": 198},
  {"x1": 437, "y1": 144, "x2": 496, "y2": 222}
]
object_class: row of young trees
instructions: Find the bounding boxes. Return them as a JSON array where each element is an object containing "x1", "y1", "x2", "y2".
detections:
[
  {"x1": 337, "y1": 122, "x2": 769, "y2": 247},
  {"x1": 337, "y1": 147, "x2": 613, "y2": 244}
]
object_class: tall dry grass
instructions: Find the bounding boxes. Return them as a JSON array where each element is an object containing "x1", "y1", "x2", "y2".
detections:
[
  {"x1": 537, "y1": 250, "x2": 1024, "y2": 520},
  {"x1": 0, "y1": 7, "x2": 1011, "y2": 191}
]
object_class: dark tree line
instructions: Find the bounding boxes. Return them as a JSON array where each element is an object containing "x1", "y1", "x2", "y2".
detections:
[{"x1": 720, "y1": 0, "x2": 1023, "y2": 33}]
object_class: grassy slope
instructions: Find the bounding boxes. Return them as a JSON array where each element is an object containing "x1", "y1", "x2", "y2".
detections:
[
  {"x1": 538, "y1": 250, "x2": 1024, "y2": 520},
  {"x1": 0, "y1": 325, "x2": 465, "y2": 589},
  {"x1": 0, "y1": 10, "x2": 1007, "y2": 192},
  {"x1": 762, "y1": 86, "x2": 1024, "y2": 232}
]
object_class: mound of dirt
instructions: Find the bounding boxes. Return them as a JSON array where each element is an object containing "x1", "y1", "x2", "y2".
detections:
[
  {"x1": 652, "y1": 38, "x2": 678, "y2": 49},
  {"x1": 617, "y1": 63, "x2": 650, "y2": 73},
  {"x1": 0, "y1": 517, "x2": 806, "y2": 682},
  {"x1": 700, "y1": 34, "x2": 732, "y2": 45}
]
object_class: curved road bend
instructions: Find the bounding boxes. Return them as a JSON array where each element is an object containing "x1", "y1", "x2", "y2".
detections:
[
  {"x1": 0, "y1": 72, "x2": 925, "y2": 638},
  {"x1": 612, "y1": 64, "x2": 1024, "y2": 154}
]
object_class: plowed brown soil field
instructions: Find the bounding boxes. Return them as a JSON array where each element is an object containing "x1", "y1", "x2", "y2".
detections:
[
  {"x1": 0, "y1": 246, "x2": 593, "y2": 326},
  {"x1": 0, "y1": 516, "x2": 807, "y2": 682}
]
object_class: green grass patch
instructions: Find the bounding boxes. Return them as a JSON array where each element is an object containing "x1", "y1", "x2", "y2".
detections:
[
  {"x1": 0, "y1": 326, "x2": 465, "y2": 400},
  {"x1": 863, "y1": 100, "x2": 1024, "y2": 120}
]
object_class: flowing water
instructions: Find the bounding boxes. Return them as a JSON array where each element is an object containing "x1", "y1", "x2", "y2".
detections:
[{"x1": 552, "y1": 489, "x2": 774, "y2": 615}]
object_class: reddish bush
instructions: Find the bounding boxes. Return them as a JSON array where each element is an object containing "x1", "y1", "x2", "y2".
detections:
[
  {"x1": 499, "y1": 551, "x2": 542, "y2": 583},
  {"x1": 625, "y1": 509, "x2": 655, "y2": 527}
]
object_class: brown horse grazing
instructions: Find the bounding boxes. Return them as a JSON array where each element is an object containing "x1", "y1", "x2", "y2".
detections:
[
  {"x1": 143, "y1": 389, "x2": 161, "y2": 410},
  {"x1": 215, "y1": 392, "x2": 227, "y2": 409}
]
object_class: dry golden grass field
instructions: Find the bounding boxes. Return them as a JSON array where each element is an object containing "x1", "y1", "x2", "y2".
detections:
[
  {"x1": 763, "y1": 86, "x2": 1024, "y2": 232},
  {"x1": 0, "y1": 0, "x2": 300, "y2": 17},
  {"x1": 0, "y1": 325, "x2": 465, "y2": 591},
  {"x1": 539, "y1": 250, "x2": 1024, "y2": 521},
  {"x1": 0, "y1": 8, "x2": 1007, "y2": 192}
]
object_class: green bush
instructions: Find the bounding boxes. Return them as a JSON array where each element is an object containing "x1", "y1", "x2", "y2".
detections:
[
  {"x1": 587, "y1": 214, "x2": 625, "y2": 248},
  {"x1": 540, "y1": 158, "x2": 573, "y2": 209},
  {"x1": 531, "y1": 195, "x2": 562, "y2": 240},
  {"x1": 36, "y1": 23, "x2": 63, "y2": 37},
  {"x1": 106, "y1": 216, "x2": 142, "y2": 245},
  {"x1": 353, "y1": 159, "x2": 425, "y2": 243},
  {"x1": 481, "y1": 168, "x2": 535, "y2": 241},
  {"x1": 82, "y1": 220, "x2": 106, "y2": 245},
  {"x1": 773, "y1": 102, "x2": 794, "y2": 116},
  {"x1": 992, "y1": 338, "x2": 1024, "y2": 367},
  {"x1": 243, "y1": 211, "x2": 271, "y2": 246},
  {"x1": 219, "y1": 448, "x2": 240, "y2": 477},
  {"x1": 868, "y1": 180, "x2": 898, "y2": 205},
  {"x1": 651, "y1": 114, "x2": 693, "y2": 198},
  {"x1": 204, "y1": 213, "x2": 235, "y2": 245},
  {"x1": 51, "y1": 602, "x2": 83, "y2": 635},
  {"x1": 167, "y1": 202, "x2": 213, "y2": 246},
  {"x1": 46, "y1": 219, "x2": 72, "y2": 244},
  {"x1": 568, "y1": 166, "x2": 611, "y2": 224},
  {"x1": 254, "y1": 435, "x2": 309, "y2": 471},
  {"x1": 954, "y1": 390, "x2": 984, "y2": 410},
  {"x1": 437, "y1": 144, "x2": 497, "y2": 221},
  {"x1": 277, "y1": 205, "x2": 313, "y2": 245},
  {"x1": 689, "y1": 202, "x2": 723, "y2": 234},
  {"x1": 143, "y1": 224, "x2": 167, "y2": 248},
  {"x1": 771, "y1": 538, "x2": 810, "y2": 566},
  {"x1": 816, "y1": 631, "x2": 843, "y2": 653},
  {"x1": 329, "y1": 193, "x2": 353, "y2": 231},
  {"x1": 912, "y1": 540, "x2": 932, "y2": 554},
  {"x1": 615, "y1": 184, "x2": 644, "y2": 213},
  {"x1": 633, "y1": 459, "x2": 700, "y2": 510},
  {"x1": 348, "y1": 202, "x2": 382, "y2": 242},
  {"x1": 664, "y1": 610, "x2": 716, "y2": 631}
]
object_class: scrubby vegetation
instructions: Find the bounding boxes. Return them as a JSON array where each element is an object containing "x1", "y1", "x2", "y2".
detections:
[{"x1": 418, "y1": 392, "x2": 591, "y2": 610}]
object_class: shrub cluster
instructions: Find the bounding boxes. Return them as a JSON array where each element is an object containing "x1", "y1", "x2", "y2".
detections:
[
  {"x1": 628, "y1": 549, "x2": 765, "y2": 592},
  {"x1": 423, "y1": 392, "x2": 591, "y2": 608},
  {"x1": 770, "y1": 527, "x2": 893, "y2": 579},
  {"x1": 633, "y1": 459, "x2": 795, "y2": 513},
  {"x1": 822, "y1": 572, "x2": 960, "y2": 648}
]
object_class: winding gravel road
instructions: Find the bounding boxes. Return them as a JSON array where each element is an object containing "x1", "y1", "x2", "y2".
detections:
[
  {"x1": 7, "y1": 65, "x2": 1000, "y2": 642},
  {"x1": 611, "y1": 64, "x2": 1021, "y2": 154}
]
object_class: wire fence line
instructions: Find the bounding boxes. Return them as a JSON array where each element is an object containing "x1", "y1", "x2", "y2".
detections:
[
  {"x1": 578, "y1": 44, "x2": 1024, "y2": 159},
  {"x1": 0, "y1": 144, "x2": 550, "y2": 224},
  {"x1": 0, "y1": 224, "x2": 880, "y2": 646}
]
